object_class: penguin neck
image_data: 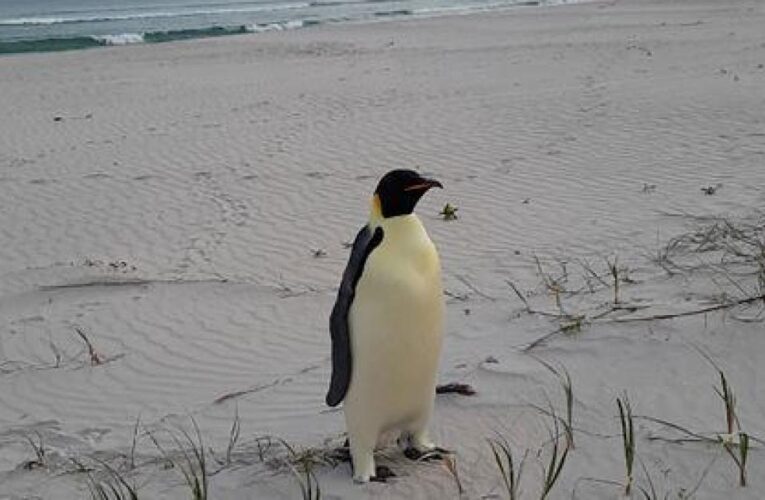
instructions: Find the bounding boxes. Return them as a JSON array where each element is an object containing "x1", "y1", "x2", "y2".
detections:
[
  {"x1": 368, "y1": 194, "x2": 421, "y2": 230},
  {"x1": 368, "y1": 195, "x2": 428, "y2": 243}
]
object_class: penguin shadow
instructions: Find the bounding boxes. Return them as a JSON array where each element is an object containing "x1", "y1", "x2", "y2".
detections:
[{"x1": 329, "y1": 437, "x2": 452, "y2": 483}]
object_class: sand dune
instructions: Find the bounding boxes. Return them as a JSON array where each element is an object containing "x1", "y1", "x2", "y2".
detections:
[{"x1": 1, "y1": 0, "x2": 764, "y2": 498}]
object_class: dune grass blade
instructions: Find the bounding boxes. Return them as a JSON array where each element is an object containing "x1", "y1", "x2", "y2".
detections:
[
  {"x1": 713, "y1": 370, "x2": 737, "y2": 436},
  {"x1": 129, "y1": 416, "x2": 141, "y2": 470},
  {"x1": 443, "y1": 453, "x2": 464, "y2": 495},
  {"x1": 562, "y1": 371, "x2": 574, "y2": 449},
  {"x1": 176, "y1": 419, "x2": 208, "y2": 500},
  {"x1": 693, "y1": 346, "x2": 741, "y2": 436},
  {"x1": 739, "y1": 432, "x2": 749, "y2": 487},
  {"x1": 617, "y1": 396, "x2": 635, "y2": 496},
  {"x1": 291, "y1": 461, "x2": 321, "y2": 500},
  {"x1": 226, "y1": 406, "x2": 241, "y2": 466},
  {"x1": 488, "y1": 437, "x2": 524, "y2": 500},
  {"x1": 278, "y1": 440, "x2": 322, "y2": 500},
  {"x1": 540, "y1": 415, "x2": 569, "y2": 500},
  {"x1": 148, "y1": 418, "x2": 207, "y2": 500},
  {"x1": 541, "y1": 442, "x2": 568, "y2": 500},
  {"x1": 607, "y1": 256, "x2": 620, "y2": 304},
  {"x1": 23, "y1": 432, "x2": 46, "y2": 469},
  {"x1": 271, "y1": 437, "x2": 324, "y2": 500},
  {"x1": 86, "y1": 461, "x2": 139, "y2": 500},
  {"x1": 533, "y1": 357, "x2": 575, "y2": 449},
  {"x1": 722, "y1": 432, "x2": 749, "y2": 487},
  {"x1": 286, "y1": 461, "x2": 321, "y2": 500},
  {"x1": 74, "y1": 326, "x2": 103, "y2": 365},
  {"x1": 634, "y1": 456, "x2": 665, "y2": 500}
]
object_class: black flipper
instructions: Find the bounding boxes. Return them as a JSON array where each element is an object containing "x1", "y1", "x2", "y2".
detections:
[{"x1": 326, "y1": 225, "x2": 384, "y2": 407}]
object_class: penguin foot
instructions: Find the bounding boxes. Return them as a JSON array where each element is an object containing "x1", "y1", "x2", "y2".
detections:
[
  {"x1": 403, "y1": 446, "x2": 451, "y2": 461},
  {"x1": 330, "y1": 446, "x2": 351, "y2": 463},
  {"x1": 370, "y1": 465, "x2": 396, "y2": 482},
  {"x1": 329, "y1": 438, "x2": 351, "y2": 462}
]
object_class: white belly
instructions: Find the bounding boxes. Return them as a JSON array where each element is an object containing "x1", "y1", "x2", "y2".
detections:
[{"x1": 344, "y1": 215, "x2": 444, "y2": 434}]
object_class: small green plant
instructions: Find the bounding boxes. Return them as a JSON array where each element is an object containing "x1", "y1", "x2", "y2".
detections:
[
  {"x1": 74, "y1": 327, "x2": 103, "y2": 366},
  {"x1": 607, "y1": 256, "x2": 620, "y2": 305},
  {"x1": 714, "y1": 369, "x2": 738, "y2": 437},
  {"x1": 557, "y1": 371, "x2": 574, "y2": 450},
  {"x1": 539, "y1": 414, "x2": 569, "y2": 500},
  {"x1": 488, "y1": 436, "x2": 525, "y2": 500},
  {"x1": 693, "y1": 348, "x2": 754, "y2": 488},
  {"x1": 617, "y1": 395, "x2": 635, "y2": 496},
  {"x1": 225, "y1": 406, "x2": 241, "y2": 466},
  {"x1": 533, "y1": 358, "x2": 574, "y2": 449},
  {"x1": 443, "y1": 453, "x2": 464, "y2": 496},
  {"x1": 635, "y1": 458, "x2": 658, "y2": 500},
  {"x1": 708, "y1": 363, "x2": 749, "y2": 487},
  {"x1": 695, "y1": 347, "x2": 743, "y2": 439},
  {"x1": 289, "y1": 460, "x2": 321, "y2": 500},
  {"x1": 129, "y1": 416, "x2": 141, "y2": 470},
  {"x1": 560, "y1": 314, "x2": 585, "y2": 334},
  {"x1": 86, "y1": 461, "x2": 139, "y2": 500},
  {"x1": 721, "y1": 432, "x2": 749, "y2": 487},
  {"x1": 254, "y1": 436, "x2": 275, "y2": 462},
  {"x1": 440, "y1": 203, "x2": 459, "y2": 220},
  {"x1": 533, "y1": 255, "x2": 569, "y2": 314},
  {"x1": 22, "y1": 432, "x2": 46, "y2": 470},
  {"x1": 148, "y1": 418, "x2": 207, "y2": 500},
  {"x1": 277, "y1": 439, "x2": 322, "y2": 500},
  {"x1": 175, "y1": 423, "x2": 207, "y2": 500}
]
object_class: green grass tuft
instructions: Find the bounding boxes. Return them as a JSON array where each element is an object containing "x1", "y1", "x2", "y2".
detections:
[
  {"x1": 488, "y1": 436, "x2": 525, "y2": 500},
  {"x1": 617, "y1": 395, "x2": 635, "y2": 496}
]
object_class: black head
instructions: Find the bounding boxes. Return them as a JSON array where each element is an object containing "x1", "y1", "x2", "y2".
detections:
[{"x1": 374, "y1": 169, "x2": 443, "y2": 218}]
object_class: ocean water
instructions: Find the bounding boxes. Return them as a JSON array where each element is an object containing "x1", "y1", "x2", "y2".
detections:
[{"x1": 0, "y1": 0, "x2": 570, "y2": 54}]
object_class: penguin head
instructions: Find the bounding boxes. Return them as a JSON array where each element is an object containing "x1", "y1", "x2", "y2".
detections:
[{"x1": 373, "y1": 169, "x2": 443, "y2": 218}]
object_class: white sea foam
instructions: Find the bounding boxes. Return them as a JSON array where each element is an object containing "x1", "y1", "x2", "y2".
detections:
[
  {"x1": 284, "y1": 19, "x2": 306, "y2": 29},
  {"x1": 0, "y1": 3, "x2": 310, "y2": 26},
  {"x1": 92, "y1": 33, "x2": 146, "y2": 45},
  {"x1": 247, "y1": 19, "x2": 305, "y2": 32},
  {"x1": 413, "y1": 1, "x2": 531, "y2": 16}
]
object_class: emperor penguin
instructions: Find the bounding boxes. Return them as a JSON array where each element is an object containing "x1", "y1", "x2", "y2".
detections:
[{"x1": 326, "y1": 169, "x2": 445, "y2": 483}]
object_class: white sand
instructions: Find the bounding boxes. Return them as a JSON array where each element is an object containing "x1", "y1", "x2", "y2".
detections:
[{"x1": 1, "y1": 0, "x2": 764, "y2": 498}]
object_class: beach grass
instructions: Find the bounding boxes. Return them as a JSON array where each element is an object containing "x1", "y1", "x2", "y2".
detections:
[
  {"x1": 616, "y1": 395, "x2": 635, "y2": 496},
  {"x1": 275, "y1": 438, "x2": 324, "y2": 500},
  {"x1": 532, "y1": 358, "x2": 575, "y2": 450},
  {"x1": 148, "y1": 418, "x2": 208, "y2": 500},
  {"x1": 488, "y1": 436, "x2": 525, "y2": 500},
  {"x1": 86, "y1": 460, "x2": 139, "y2": 500},
  {"x1": 539, "y1": 412, "x2": 569, "y2": 500},
  {"x1": 22, "y1": 431, "x2": 47, "y2": 470}
]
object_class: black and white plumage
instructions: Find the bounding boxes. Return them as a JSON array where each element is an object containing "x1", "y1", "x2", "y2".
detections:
[{"x1": 326, "y1": 169, "x2": 445, "y2": 483}]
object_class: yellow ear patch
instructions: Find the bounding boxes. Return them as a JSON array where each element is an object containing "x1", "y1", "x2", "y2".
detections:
[{"x1": 369, "y1": 194, "x2": 383, "y2": 223}]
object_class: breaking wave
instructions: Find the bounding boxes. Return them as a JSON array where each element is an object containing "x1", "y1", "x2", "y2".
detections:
[{"x1": 0, "y1": 22, "x2": 310, "y2": 53}]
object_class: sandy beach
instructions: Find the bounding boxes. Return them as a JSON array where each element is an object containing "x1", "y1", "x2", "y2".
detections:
[{"x1": 1, "y1": 0, "x2": 764, "y2": 497}]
